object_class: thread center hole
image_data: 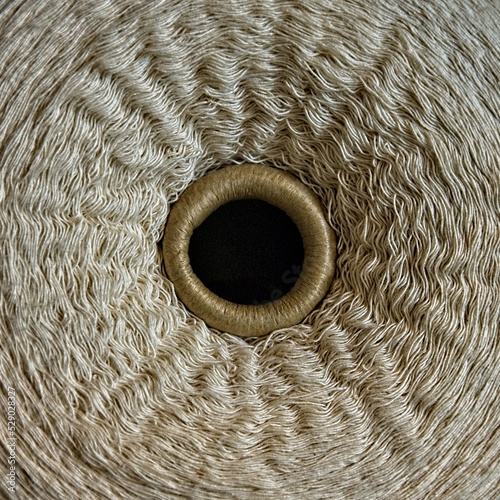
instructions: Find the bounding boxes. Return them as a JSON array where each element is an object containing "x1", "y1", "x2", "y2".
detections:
[{"x1": 188, "y1": 199, "x2": 304, "y2": 305}]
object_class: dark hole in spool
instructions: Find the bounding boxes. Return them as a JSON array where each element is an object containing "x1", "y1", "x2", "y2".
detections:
[{"x1": 188, "y1": 199, "x2": 305, "y2": 305}]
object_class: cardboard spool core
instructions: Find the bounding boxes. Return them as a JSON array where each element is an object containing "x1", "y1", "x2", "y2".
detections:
[{"x1": 162, "y1": 165, "x2": 336, "y2": 337}]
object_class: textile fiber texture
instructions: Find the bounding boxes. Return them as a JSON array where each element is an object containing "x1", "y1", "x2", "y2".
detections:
[{"x1": 1, "y1": 0, "x2": 499, "y2": 498}]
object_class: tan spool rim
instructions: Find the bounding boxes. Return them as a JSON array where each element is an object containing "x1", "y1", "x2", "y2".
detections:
[{"x1": 163, "y1": 164, "x2": 336, "y2": 337}]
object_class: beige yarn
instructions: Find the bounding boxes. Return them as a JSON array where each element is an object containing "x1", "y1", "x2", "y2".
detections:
[
  {"x1": 163, "y1": 164, "x2": 336, "y2": 336},
  {"x1": 0, "y1": 0, "x2": 499, "y2": 499}
]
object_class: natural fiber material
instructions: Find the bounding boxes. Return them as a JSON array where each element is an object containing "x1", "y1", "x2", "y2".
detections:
[
  {"x1": 1, "y1": 0, "x2": 499, "y2": 498},
  {"x1": 163, "y1": 164, "x2": 336, "y2": 336}
]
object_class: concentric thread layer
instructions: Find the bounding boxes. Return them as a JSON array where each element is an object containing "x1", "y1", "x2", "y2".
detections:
[{"x1": 0, "y1": 0, "x2": 499, "y2": 498}]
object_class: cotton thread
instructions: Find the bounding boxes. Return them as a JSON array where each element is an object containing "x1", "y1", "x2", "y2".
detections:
[{"x1": 0, "y1": 0, "x2": 499, "y2": 498}]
